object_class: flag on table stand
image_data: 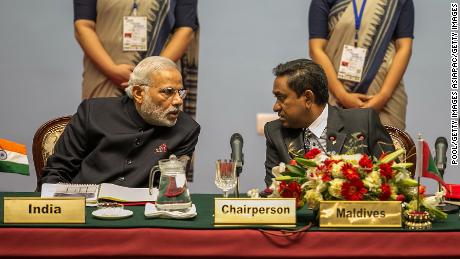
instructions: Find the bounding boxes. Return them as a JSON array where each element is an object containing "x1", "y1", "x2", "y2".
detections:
[
  {"x1": 418, "y1": 139, "x2": 447, "y2": 187},
  {"x1": 0, "y1": 139, "x2": 29, "y2": 175}
]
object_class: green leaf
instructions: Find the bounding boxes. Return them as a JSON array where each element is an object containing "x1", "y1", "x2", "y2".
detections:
[
  {"x1": 380, "y1": 149, "x2": 405, "y2": 164},
  {"x1": 275, "y1": 176, "x2": 294, "y2": 181},
  {"x1": 392, "y1": 163, "x2": 413, "y2": 170},
  {"x1": 399, "y1": 178, "x2": 419, "y2": 187},
  {"x1": 423, "y1": 204, "x2": 448, "y2": 220},
  {"x1": 283, "y1": 171, "x2": 306, "y2": 178},
  {"x1": 285, "y1": 164, "x2": 306, "y2": 177},
  {"x1": 294, "y1": 157, "x2": 318, "y2": 167}
]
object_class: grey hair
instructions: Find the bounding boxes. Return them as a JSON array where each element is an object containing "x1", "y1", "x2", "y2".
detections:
[{"x1": 125, "y1": 56, "x2": 178, "y2": 98}]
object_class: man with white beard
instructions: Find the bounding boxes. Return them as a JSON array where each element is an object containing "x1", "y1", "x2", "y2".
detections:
[{"x1": 40, "y1": 57, "x2": 200, "y2": 189}]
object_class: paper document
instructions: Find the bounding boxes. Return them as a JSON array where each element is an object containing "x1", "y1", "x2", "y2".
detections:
[{"x1": 41, "y1": 183, "x2": 158, "y2": 206}]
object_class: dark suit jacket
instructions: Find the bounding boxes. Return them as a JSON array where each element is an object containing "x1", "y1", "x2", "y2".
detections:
[
  {"x1": 40, "y1": 96, "x2": 200, "y2": 188},
  {"x1": 264, "y1": 105, "x2": 394, "y2": 186}
]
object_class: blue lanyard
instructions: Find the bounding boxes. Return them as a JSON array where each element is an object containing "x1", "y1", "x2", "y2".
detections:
[
  {"x1": 132, "y1": 0, "x2": 138, "y2": 16},
  {"x1": 352, "y1": 0, "x2": 367, "y2": 47}
]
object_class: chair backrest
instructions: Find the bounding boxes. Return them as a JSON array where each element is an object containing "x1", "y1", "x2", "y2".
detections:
[
  {"x1": 32, "y1": 116, "x2": 71, "y2": 183},
  {"x1": 384, "y1": 125, "x2": 416, "y2": 177}
]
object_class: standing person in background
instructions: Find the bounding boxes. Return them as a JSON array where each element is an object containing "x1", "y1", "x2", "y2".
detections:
[
  {"x1": 74, "y1": 0, "x2": 198, "y2": 100},
  {"x1": 309, "y1": 0, "x2": 414, "y2": 130}
]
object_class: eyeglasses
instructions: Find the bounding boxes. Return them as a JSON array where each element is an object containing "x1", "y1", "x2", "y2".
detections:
[{"x1": 159, "y1": 87, "x2": 188, "y2": 100}]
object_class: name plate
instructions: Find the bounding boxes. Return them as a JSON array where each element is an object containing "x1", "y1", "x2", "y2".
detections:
[
  {"x1": 214, "y1": 198, "x2": 296, "y2": 226},
  {"x1": 319, "y1": 201, "x2": 401, "y2": 228},
  {"x1": 3, "y1": 197, "x2": 85, "y2": 224}
]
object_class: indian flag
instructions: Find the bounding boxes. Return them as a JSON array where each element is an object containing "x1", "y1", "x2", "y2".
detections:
[{"x1": 0, "y1": 139, "x2": 29, "y2": 175}]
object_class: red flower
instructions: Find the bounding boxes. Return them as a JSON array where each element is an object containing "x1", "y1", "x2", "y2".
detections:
[
  {"x1": 304, "y1": 148, "x2": 321, "y2": 159},
  {"x1": 379, "y1": 183, "x2": 392, "y2": 200},
  {"x1": 341, "y1": 179, "x2": 367, "y2": 201},
  {"x1": 396, "y1": 194, "x2": 405, "y2": 201},
  {"x1": 317, "y1": 164, "x2": 326, "y2": 172},
  {"x1": 279, "y1": 181, "x2": 301, "y2": 197},
  {"x1": 324, "y1": 158, "x2": 339, "y2": 168},
  {"x1": 289, "y1": 159, "x2": 297, "y2": 166},
  {"x1": 379, "y1": 163, "x2": 393, "y2": 180},
  {"x1": 359, "y1": 154, "x2": 373, "y2": 172},
  {"x1": 321, "y1": 172, "x2": 332, "y2": 182},
  {"x1": 341, "y1": 163, "x2": 360, "y2": 181},
  {"x1": 278, "y1": 181, "x2": 303, "y2": 208},
  {"x1": 263, "y1": 188, "x2": 273, "y2": 195}
]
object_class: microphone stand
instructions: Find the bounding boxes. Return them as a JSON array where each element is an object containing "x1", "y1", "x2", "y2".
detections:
[
  {"x1": 235, "y1": 179, "x2": 240, "y2": 198},
  {"x1": 234, "y1": 167, "x2": 242, "y2": 198},
  {"x1": 438, "y1": 168, "x2": 445, "y2": 193}
]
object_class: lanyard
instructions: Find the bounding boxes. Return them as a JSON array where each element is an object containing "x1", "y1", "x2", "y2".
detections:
[
  {"x1": 131, "y1": 0, "x2": 138, "y2": 16},
  {"x1": 352, "y1": 0, "x2": 367, "y2": 47}
]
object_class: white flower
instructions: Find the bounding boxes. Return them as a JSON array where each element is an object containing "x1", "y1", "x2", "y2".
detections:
[
  {"x1": 424, "y1": 190, "x2": 445, "y2": 207},
  {"x1": 271, "y1": 162, "x2": 286, "y2": 178},
  {"x1": 303, "y1": 178, "x2": 319, "y2": 190},
  {"x1": 328, "y1": 178, "x2": 345, "y2": 199},
  {"x1": 247, "y1": 189, "x2": 260, "y2": 198},
  {"x1": 363, "y1": 171, "x2": 382, "y2": 192},
  {"x1": 305, "y1": 167, "x2": 317, "y2": 180},
  {"x1": 316, "y1": 182, "x2": 328, "y2": 193},
  {"x1": 331, "y1": 154, "x2": 362, "y2": 164},
  {"x1": 305, "y1": 190, "x2": 323, "y2": 209},
  {"x1": 313, "y1": 153, "x2": 329, "y2": 164},
  {"x1": 331, "y1": 162, "x2": 345, "y2": 178},
  {"x1": 394, "y1": 169, "x2": 412, "y2": 183},
  {"x1": 268, "y1": 162, "x2": 287, "y2": 198},
  {"x1": 304, "y1": 178, "x2": 328, "y2": 193},
  {"x1": 267, "y1": 180, "x2": 281, "y2": 198},
  {"x1": 389, "y1": 183, "x2": 399, "y2": 200}
]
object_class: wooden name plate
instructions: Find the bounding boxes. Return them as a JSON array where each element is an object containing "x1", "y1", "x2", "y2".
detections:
[
  {"x1": 214, "y1": 198, "x2": 296, "y2": 226},
  {"x1": 3, "y1": 197, "x2": 86, "y2": 224},
  {"x1": 319, "y1": 201, "x2": 402, "y2": 228}
]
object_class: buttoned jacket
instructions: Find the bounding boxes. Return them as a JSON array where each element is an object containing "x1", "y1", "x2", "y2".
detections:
[
  {"x1": 264, "y1": 105, "x2": 394, "y2": 186},
  {"x1": 40, "y1": 96, "x2": 200, "y2": 188}
]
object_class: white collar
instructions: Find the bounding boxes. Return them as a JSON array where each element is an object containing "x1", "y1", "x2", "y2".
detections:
[{"x1": 308, "y1": 104, "x2": 328, "y2": 138}]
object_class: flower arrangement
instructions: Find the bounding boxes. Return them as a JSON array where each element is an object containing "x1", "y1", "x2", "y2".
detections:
[{"x1": 269, "y1": 147, "x2": 447, "y2": 220}]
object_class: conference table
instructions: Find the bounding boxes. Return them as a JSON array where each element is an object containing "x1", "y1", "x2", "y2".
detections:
[{"x1": 1, "y1": 193, "x2": 460, "y2": 259}]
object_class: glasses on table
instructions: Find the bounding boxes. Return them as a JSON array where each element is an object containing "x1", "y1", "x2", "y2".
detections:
[{"x1": 214, "y1": 160, "x2": 237, "y2": 198}]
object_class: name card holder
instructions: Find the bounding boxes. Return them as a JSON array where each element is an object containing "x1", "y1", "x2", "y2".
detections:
[
  {"x1": 214, "y1": 198, "x2": 296, "y2": 226},
  {"x1": 319, "y1": 201, "x2": 402, "y2": 228},
  {"x1": 4, "y1": 197, "x2": 86, "y2": 224}
]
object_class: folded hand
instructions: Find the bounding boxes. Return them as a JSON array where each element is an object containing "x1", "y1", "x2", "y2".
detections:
[
  {"x1": 338, "y1": 92, "x2": 372, "y2": 108},
  {"x1": 361, "y1": 93, "x2": 389, "y2": 111}
]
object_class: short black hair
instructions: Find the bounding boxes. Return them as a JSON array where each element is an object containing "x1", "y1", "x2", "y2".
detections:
[{"x1": 272, "y1": 59, "x2": 328, "y2": 105}]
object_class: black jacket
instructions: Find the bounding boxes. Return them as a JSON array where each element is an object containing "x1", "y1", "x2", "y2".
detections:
[
  {"x1": 40, "y1": 96, "x2": 200, "y2": 188},
  {"x1": 264, "y1": 105, "x2": 394, "y2": 186}
]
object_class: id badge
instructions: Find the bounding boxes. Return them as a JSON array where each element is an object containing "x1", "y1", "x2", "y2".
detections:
[
  {"x1": 337, "y1": 44, "x2": 367, "y2": 83},
  {"x1": 123, "y1": 16, "x2": 147, "y2": 51}
]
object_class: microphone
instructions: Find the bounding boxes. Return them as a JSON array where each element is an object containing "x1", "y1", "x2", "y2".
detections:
[
  {"x1": 230, "y1": 133, "x2": 244, "y2": 176},
  {"x1": 435, "y1": 137, "x2": 448, "y2": 177}
]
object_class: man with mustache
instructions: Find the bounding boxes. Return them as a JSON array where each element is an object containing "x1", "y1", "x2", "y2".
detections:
[
  {"x1": 264, "y1": 59, "x2": 394, "y2": 187},
  {"x1": 40, "y1": 56, "x2": 200, "y2": 188}
]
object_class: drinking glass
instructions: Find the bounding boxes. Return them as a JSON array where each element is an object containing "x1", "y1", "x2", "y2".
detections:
[{"x1": 214, "y1": 160, "x2": 237, "y2": 197}]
